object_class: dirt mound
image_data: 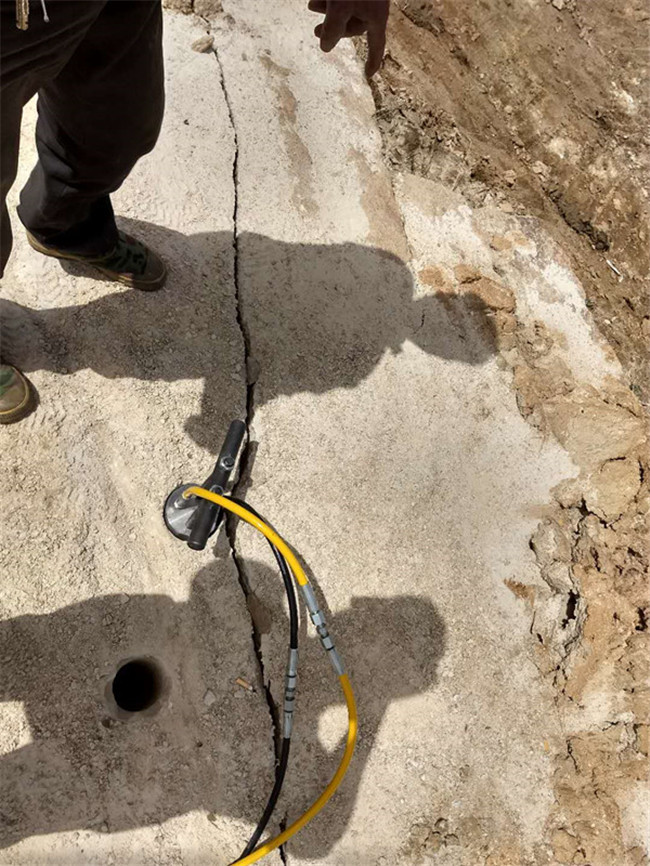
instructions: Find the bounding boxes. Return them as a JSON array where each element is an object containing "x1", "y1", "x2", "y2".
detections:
[
  {"x1": 361, "y1": 4, "x2": 649, "y2": 864},
  {"x1": 363, "y1": 0, "x2": 649, "y2": 402}
]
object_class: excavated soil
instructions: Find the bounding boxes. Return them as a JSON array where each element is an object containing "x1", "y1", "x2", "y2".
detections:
[
  {"x1": 365, "y1": 0, "x2": 649, "y2": 397},
  {"x1": 360, "y1": 2, "x2": 649, "y2": 865}
]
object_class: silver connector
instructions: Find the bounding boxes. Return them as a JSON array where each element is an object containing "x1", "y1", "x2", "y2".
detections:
[
  {"x1": 300, "y1": 583, "x2": 345, "y2": 674},
  {"x1": 282, "y1": 648, "x2": 298, "y2": 739},
  {"x1": 328, "y1": 647, "x2": 344, "y2": 676},
  {"x1": 301, "y1": 584, "x2": 319, "y2": 614},
  {"x1": 287, "y1": 647, "x2": 298, "y2": 677}
]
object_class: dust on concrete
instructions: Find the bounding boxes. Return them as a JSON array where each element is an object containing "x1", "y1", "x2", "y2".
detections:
[
  {"x1": 361, "y1": 4, "x2": 648, "y2": 863},
  {"x1": 260, "y1": 54, "x2": 319, "y2": 217}
]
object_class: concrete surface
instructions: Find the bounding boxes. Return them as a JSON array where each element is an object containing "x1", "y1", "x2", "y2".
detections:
[
  {"x1": 213, "y1": 3, "x2": 573, "y2": 864},
  {"x1": 0, "y1": 3, "x2": 642, "y2": 866},
  {"x1": 0, "y1": 14, "x2": 278, "y2": 866}
]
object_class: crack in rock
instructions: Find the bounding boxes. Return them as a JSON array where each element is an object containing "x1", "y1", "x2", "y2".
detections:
[{"x1": 207, "y1": 29, "x2": 288, "y2": 863}]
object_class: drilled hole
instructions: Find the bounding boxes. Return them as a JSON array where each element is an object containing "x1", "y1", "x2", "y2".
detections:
[{"x1": 112, "y1": 658, "x2": 164, "y2": 713}]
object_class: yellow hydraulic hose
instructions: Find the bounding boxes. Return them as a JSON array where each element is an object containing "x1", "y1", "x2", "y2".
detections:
[
  {"x1": 184, "y1": 487, "x2": 358, "y2": 866},
  {"x1": 185, "y1": 487, "x2": 309, "y2": 584}
]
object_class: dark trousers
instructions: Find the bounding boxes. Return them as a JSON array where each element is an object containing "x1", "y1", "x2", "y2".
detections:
[{"x1": 0, "y1": 0, "x2": 164, "y2": 277}]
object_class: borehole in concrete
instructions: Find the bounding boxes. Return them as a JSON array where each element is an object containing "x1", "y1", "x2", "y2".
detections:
[{"x1": 111, "y1": 657, "x2": 166, "y2": 713}]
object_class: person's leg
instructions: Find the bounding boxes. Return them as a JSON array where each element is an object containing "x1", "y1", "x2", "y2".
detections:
[
  {"x1": 1, "y1": 0, "x2": 107, "y2": 276},
  {"x1": 1, "y1": 1, "x2": 108, "y2": 423},
  {"x1": 17, "y1": 0, "x2": 165, "y2": 260},
  {"x1": 0, "y1": 80, "x2": 26, "y2": 278}
]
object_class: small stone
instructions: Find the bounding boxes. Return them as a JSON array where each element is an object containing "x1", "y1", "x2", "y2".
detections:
[
  {"x1": 418, "y1": 265, "x2": 454, "y2": 292},
  {"x1": 543, "y1": 561, "x2": 574, "y2": 594},
  {"x1": 552, "y1": 0, "x2": 565, "y2": 9},
  {"x1": 191, "y1": 35, "x2": 215, "y2": 53},
  {"x1": 117, "y1": 594, "x2": 129, "y2": 605},
  {"x1": 454, "y1": 264, "x2": 482, "y2": 284},
  {"x1": 490, "y1": 235, "x2": 512, "y2": 252},
  {"x1": 583, "y1": 457, "x2": 642, "y2": 522},
  {"x1": 542, "y1": 393, "x2": 646, "y2": 471},
  {"x1": 471, "y1": 277, "x2": 516, "y2": 311},
  {"x1": 203, "y1": 689, "x2": 217, "y2": 707},
  {"x1": 530, "y1": 519, "x2": 572, "y2": 568}
]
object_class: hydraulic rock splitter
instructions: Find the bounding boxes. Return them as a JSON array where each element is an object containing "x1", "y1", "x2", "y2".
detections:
[{"x1": 164, "y1": 420, "x2": 357, "y2": 865}]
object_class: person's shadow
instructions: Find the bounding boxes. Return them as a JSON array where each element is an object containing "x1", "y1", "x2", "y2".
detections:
[
  {"x1": 1, "y1": 218, "x2": 497, "y2": 451},
  {"x1": 0, "y1": 221, "x2": 481, "y2": 856},
  {"x1": 0, "y1": 560, "x2": 446, "y2": 857}
]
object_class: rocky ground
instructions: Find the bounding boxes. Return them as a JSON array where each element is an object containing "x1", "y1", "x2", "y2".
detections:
[
  {"x1": 360, "y1": 3, "x2": 649, "y2": 864},
  {"x1": 0, "y1": 2, "x2": 647, "y2": 866}
]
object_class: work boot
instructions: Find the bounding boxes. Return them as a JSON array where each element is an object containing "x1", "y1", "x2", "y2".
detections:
[
  {"x1": 27, "y1": 229, "x2": 167, "y2": 291},
  {"x1": 0, "y1": 364, "x2": 34, "y2": 424}
]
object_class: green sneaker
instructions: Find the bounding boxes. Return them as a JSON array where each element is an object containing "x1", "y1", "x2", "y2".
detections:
[
  {"x1": 0, "y1": 364, "x2": 34, "y2": 424},
  {"x1": 27, "y1": 229, "x2": 167, "y2": 291}
]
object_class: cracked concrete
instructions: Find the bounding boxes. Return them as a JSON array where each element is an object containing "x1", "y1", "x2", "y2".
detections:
[
  {"x1": 0, "y1": 12, "x2": 280, "y2": 866},
  {"x1": 1, "y1": 3, "x2": 647, "y2": 866},
  {"x1": 209, "y1": 33, "x2": 286, "y2": 857}
]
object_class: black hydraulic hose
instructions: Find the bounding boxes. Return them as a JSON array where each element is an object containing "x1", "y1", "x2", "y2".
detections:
[
  {"x1": 229, "y1": 498, "x2": 298, "y2": 860},
  {"x1": 240, "y1": 736, "x2": 291, "y2": 859},
  {"x1": 267, "y1": 539, "x2": 299, "y2": 649},
  {"x1": 230, "y1": 497, "x2": 299, "y2": 651}
]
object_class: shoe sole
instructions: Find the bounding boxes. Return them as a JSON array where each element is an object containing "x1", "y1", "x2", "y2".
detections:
[{"x1": 26, "y1": 232, "x2": 167, "y2": 292}]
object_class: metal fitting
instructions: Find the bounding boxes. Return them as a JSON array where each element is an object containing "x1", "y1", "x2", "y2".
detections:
[
  {"x1": 327, "y1": 647, "x2": 344, "y2": 676},
  {"x1": 300, "y1": 584, "x2": 319, "y2": 614}
]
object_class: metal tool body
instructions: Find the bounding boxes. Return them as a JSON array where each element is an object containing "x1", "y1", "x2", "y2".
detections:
[{"x1": 163, "y1": 419, "x2": 246, "y2": 549}]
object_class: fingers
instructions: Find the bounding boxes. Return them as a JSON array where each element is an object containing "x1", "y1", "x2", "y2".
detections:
[
  {"x1": 345, "y1": 16, "x2": 367, "y2": 37},
  {"x1": 309, "y1": 0, "x2": 388, "y2": 77},
  {"x1": 365, "y1": 21, "x2": 387, "y2": 77},
  {"x1": 314, "y1": 16, "x2": 366, "y2": 40},
  {"x1": 319, "y1": 2, "x2": 348, "y2": 53}
]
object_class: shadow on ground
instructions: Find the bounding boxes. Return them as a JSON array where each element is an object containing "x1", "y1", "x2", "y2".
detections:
[
  {"x1": 0, "y1": 220, "x2": 486, "y2": 856},
  {"x1": 0, "y1": 558, "x2": 446, "y2": 858},
  {"x1": 1, "y1": 218, "x2": 497, "y2": 452}
]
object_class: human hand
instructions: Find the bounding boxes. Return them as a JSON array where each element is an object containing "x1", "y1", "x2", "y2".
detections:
[{"x1": 308, "y1": 0, "x2": 389, "y2": 77}]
